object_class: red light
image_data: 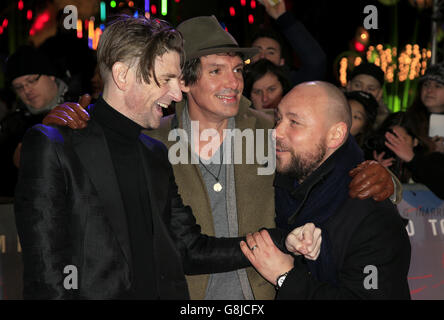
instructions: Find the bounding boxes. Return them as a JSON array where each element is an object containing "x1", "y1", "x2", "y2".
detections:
[
  {"x1": 29, "y1": 11, "x2": 50, "y2": 35},
  {"x1": 26, "y1": 10, "x2": 32, "y2": 20},
  {"x1": 2, "y1": 19, "x2": 8, "y2": 28},
  {"x1": 151, "y1": 4, "x2": 157, "y2": 15},
  {"x1": 175, "y1": 0, "x2": 180, "y2": 2},
  {"x1": 248, "y1": 14, "x2": 254, "y2": 24},
  {"x1": 251, "y1": 0, "x2": 256, "y2": 9},
  {"x1": 229, "y1": 6, "x2": 236, "y2": 16},
  {"x1": 128, "y1": 1, "x2": 134, "y2": 7},
  {"x1": 0, "y1": 26, "x2": 3, "y2": 35},
  {"x1": 77, "y1": 20, "x2": 83, "y2": 38},
  {"x1": 85, "y1": 19, "x2": 89, "y2": 31},
  {"x1": 354, "y1": 41, "x2": 365, "y2": 52},
  {"x1": 18, "y1": 0, "x2": 24, "y2": 11},
  {"x1": 241, "y1": 0, "x2": 246, "y2": 6}
]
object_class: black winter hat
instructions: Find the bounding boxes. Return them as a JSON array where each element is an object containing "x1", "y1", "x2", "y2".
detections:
[
  {"x1": 420, "y1": 62, "x2": 444, "y2": 85},
  {"x1": 5, "y1": 45, "x2": 57, "y2": 84},
  {"x1": 349, "y1": 63, "x2": 385, "y2": 87},
  {"x1": 345, "y1": 90, "x2": 378, "y2": 125}
]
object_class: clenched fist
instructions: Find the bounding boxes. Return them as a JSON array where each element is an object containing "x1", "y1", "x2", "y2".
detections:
[{"x1": 285, "y1": 223, "x2": 322, "y2": 260}]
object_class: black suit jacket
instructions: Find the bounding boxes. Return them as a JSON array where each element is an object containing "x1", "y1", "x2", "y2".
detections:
[
  {"x1": 14, "y1": 118, "x2": 251, "y2": 299},
  {"x1": 276, "y1": 198, "x2": 411, "y2": 300}
]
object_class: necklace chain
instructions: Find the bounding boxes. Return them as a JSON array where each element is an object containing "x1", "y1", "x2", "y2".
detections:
[{"x1": 199, "y1": 147, "x2": 224, "y2": 183}]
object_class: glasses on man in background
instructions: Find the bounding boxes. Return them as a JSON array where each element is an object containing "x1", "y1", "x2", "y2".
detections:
[{"x1": 12, "y1": 74, "x2": 42, "y2": 93}]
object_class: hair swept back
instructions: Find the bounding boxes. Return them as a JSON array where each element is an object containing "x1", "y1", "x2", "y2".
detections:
[{"x1": 97, "y1": 15, "x2": 184, "y2": 86}]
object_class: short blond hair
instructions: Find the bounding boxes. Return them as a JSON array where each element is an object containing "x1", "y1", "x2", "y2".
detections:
[{"x1": 97, "y1": 15, "x2": 184, "y2": 85}]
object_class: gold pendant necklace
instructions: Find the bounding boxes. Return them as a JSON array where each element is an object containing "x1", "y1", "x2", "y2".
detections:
[
  {"x1": 213, "y1": 182, "x2": 223, "y2": 192},
  {"x1": 199, "y1": 148, "x2": 224, "y2": 193}
]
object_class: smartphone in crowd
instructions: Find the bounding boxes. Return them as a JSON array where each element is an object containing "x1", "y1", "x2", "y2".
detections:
[{"x1": 429, "y1": 114, "x2": 444, "y2": 138}]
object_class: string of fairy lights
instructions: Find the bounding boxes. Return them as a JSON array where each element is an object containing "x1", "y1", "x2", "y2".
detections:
[
  {"x1": 339, "y1": 44, "x2": 433, "y2": 112},
  {"x1": 339, "y1": 44, "x2": 432, "y2": 86}
]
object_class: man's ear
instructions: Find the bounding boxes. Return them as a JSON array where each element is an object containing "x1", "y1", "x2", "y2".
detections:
[
  {"x1": 279, "y1": 57, "x2": 285, "y2": 66},
  {"x1": 413, "y1": 137, "x2": 419, "y2": 148},
  {"x1": 180, "y1": 79, "x2": 191, "y2": 93},
  {"x1": 327, "y1": 122, "x2": 348, "y2": 149},
  {"x1": 375, "y1": 88, "x2": 383, "y2": 102},
  {"x1": 111, "y1": 62, "x2": 130, "y2": 91}
]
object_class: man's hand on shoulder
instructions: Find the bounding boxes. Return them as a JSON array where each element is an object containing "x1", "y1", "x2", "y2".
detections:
[
  {"x1": 349, "y1": 160, "x2": 394, "y2": 202},
  {"x1": 43, "y1": 94, "x2": 91, "y2": 129}
]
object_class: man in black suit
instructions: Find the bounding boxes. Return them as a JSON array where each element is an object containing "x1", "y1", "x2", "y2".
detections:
[
  {"x1": 15, "y1": 16, "x2": 305, "y2": 300},
  {"x1": 241, "y1": 82, "x2": 411, "y2": 299}
]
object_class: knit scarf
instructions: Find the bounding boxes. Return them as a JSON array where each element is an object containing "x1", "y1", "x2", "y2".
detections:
[{"x1": 274, "y1": 136, "x2": 364, "y2": 285}]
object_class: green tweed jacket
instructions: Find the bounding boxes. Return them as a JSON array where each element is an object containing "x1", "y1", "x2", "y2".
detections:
[{"x1": 144, "y1": 96, "x2": 276, "y2": 300}]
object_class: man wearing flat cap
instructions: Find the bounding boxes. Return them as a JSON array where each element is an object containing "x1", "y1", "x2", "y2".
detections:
[
  {"x1": 147, "y1": 16, "x2": 399, "y2": 300},
  {"x1": 44, "y1": 15, "x2": 399, "y2": 300},
  {"x1": 158, "y1": 15, "x2": 278, "y2": 300}
]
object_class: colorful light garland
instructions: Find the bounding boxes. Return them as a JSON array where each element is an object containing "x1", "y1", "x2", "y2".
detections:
[{"x1": 0, "y1": 0, "x2": 261, "y2": 53}]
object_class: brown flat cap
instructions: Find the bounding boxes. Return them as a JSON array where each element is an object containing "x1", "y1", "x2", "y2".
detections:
[{"x1": 177, "y1": 15, "x2": 258, "y2": 62}]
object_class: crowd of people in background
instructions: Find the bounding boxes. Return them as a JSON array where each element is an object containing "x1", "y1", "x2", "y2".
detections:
[
  {"x1": 242, "y1": 4, "x2": 444, "y2": 201},
  {"x1": 0, "y1": 0, "x2": 430, "y2": 301},
  {"x1": 0, "y1": 1, "x2": 442, "y2": 202},
  {"x1": 1, "y1": 1, "x2": 443, "y2": 201}
]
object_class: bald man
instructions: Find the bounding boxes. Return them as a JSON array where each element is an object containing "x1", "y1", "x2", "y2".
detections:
[{"x1": 240, "y1": 81, "x2": 411, "y2": 299}]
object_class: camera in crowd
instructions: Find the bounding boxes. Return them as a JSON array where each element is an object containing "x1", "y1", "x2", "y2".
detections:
[{"x1": 364, "y1": 128, "x2": 397, "y2": 161}]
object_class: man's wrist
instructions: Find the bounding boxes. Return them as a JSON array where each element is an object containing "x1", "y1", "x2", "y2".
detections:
[
  {"x1": 275, "y1": 10, "x2": 292, "y2": 24},
  {"x1": 275, "y1": 271, "x2": 289, "y2": 290},
  {"x1": 275, "y1": 267, "x2": 293, "y2": 290}
]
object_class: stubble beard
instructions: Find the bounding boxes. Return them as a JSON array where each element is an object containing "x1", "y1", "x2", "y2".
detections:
[{"x1": 277, "y1": 141, "x2": 327, "y2": 183}]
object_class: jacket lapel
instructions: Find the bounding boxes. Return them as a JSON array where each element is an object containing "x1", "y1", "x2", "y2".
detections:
[
  {"x1": 232, "y1": 97, "x2": 275, "y2": 235},
  {"x1": 72, "y1": 119, "x2": 132, "y2": 268}
]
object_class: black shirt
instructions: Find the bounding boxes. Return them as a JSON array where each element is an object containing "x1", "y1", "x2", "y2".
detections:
[{"x1": 93, "y1": 97, "x2": 157, "y2": 299}]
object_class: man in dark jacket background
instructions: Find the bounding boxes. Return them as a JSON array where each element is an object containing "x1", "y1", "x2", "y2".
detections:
[
  {"x1": 241, "y1": 81, "x2": 411, "y2": 299},
  {"x1": 0, "y1": 46, "x2": 76, "y2": 197}
]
